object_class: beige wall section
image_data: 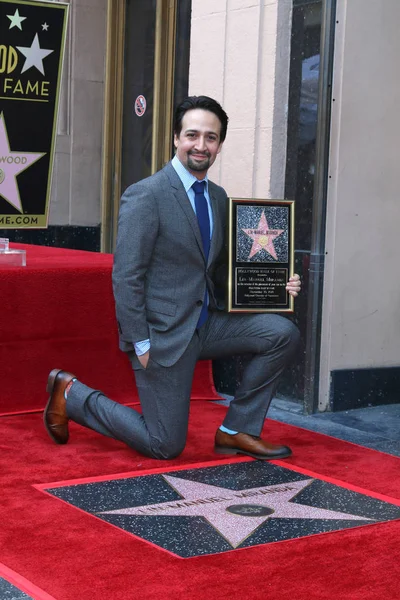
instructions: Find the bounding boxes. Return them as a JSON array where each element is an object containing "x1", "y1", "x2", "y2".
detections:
[
  {"x1": 49, "y1": 0, "x2": 107, "y2": 226},
  {"x1": 319, "y1": 0, "x2": 400, "y2": 409},
  {"x1": 189, "y1": 0, "x2": 292, "y2": 199}
]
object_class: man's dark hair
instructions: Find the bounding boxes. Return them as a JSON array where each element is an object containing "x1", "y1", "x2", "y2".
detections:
[{"x1": 174, "y1": 96, "x2": 229, "y2": 142}]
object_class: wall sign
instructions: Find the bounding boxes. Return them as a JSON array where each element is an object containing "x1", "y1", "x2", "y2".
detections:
[
  {"x1": 134, "y1": 94, "x2": 146, "y2": 117},
  {"x1": 0, "y1": 0, "x2": 69, "y2": 228}
]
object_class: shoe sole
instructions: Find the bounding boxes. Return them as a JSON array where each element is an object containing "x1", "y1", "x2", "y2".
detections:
[
  {"x1": 214, "y1": 446, "x2": 292, "y2": 461},
  {"x1": 43, "y1": 369, "x2": 65, "y2": 444}
]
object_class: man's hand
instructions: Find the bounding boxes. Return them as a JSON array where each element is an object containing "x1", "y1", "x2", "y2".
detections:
[
  {"x1": 138, "y1": 350, "x2": 150, "y2": 369},
  {"x1": 286, "y1": 274, "x2": 301, "y2": 298}
]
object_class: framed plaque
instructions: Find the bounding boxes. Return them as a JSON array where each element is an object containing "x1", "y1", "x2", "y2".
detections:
[{"x1": 227, "y1": 198, "x2": 295, "y2": 313}]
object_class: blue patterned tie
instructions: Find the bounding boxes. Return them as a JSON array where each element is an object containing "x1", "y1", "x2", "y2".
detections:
[{"x1": 192, "y1": 180, "x2": 210, "y2": 328}]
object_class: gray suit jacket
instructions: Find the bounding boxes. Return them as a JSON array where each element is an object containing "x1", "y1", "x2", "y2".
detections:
[{"x1": 112, "y1": 161, "x2": 228, "y2": 367}]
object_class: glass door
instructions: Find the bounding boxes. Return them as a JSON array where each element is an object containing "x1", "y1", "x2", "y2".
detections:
[
  {"x1": 284, "y1": 0, "x2": 336, "y2": 411},
  {"x1": 120, "y1": 0, "x2": 157, "y2": 191}
]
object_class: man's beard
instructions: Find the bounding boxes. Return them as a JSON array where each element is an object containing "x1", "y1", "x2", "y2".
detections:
[{"x1": 187, "y1": 152, "x2": 211, "y2": 172}]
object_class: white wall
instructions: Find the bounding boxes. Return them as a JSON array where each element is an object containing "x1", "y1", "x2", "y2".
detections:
[
  {"x1": 189, "y1": 0, "x2": 292, "y2": 200},
  {"x1": 319, "y1": 0, "x2": 400, "y2": 409}
]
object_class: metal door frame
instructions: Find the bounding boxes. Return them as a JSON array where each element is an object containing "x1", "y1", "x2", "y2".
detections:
[{"x1": 100, "y1": 0, "x2": 178, "y2": 253}]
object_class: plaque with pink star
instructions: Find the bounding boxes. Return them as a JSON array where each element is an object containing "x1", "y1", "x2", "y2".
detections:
[
  {"x1": 227, "y1": 198, "x2": 295, "y2": 313},
  {"x1": 0, "y1": 0, "x2": 69, "y2": 228}
]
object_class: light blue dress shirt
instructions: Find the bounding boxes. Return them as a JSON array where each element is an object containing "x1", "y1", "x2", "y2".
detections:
[{"x1": 134, "y1": 156, "x2": 213, "y2": 356}]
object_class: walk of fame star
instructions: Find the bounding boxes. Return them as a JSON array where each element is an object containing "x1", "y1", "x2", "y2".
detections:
[
  {"x1": 43, "y1": 461, "x2": 400, "y2": 558},
  {"x1": 17, "y1": 33, "x2": 54, "y2": 76},
  {"x1": 242, "y1": 211, "x2": 284, "y2": 260},
  {"x1": 0, "y1": 114, "x2": 46, "y2": 213},
  {"x1": 100, "y1": 475, "x2": 371, "y2": 548}
]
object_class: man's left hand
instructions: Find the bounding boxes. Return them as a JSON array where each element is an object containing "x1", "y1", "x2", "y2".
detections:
[{"x1": 286, "y1": 274, "x2": 301, "y2": 297}]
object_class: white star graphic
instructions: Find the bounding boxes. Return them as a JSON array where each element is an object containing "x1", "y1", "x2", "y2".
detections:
[
  {"x1": 0, "y1": 113, "x2": 46, "y2": 213},
  {"x1": 16, "y1": 34, "x2": 53, "y2": 76},
  {"x1": 42, "y1": 23, "x2": 49, "y2": 31},
  {"x1": 100, "y1": 475, "x2": 371, "y2": 548},
  {"x1": 7, "y1": 8, "x2": 26, "y2": 30}
]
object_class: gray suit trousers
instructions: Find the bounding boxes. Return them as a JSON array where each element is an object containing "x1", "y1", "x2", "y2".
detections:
[{"x1": 66, "y1": 313, "x2": 300, "y2": 459}]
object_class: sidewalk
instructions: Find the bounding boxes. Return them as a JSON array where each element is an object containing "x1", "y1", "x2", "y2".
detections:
[{"x1": 217, "y1": 396, "x2": 400, "y2": 458}]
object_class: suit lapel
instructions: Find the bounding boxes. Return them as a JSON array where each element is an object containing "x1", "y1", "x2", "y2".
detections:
[{"x1": 164, "y1": 163, "x2": 206, "y2": 260}]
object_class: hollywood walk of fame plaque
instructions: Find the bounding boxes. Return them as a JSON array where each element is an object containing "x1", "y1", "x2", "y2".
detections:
[
  {"x1": 0, "y1": 0, "x2": 69, "y2": 228},
  {"x1": 227, "y1": 198, "x2": 295, "y2": 313}
]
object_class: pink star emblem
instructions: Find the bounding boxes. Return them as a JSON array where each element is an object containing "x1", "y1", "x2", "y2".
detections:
[
  {"x1": 242, "y1": 211, "x2": 284, "y2": 260},
  {"x1": 100, "y1": 475, "x2": 371, "y2": 549},
  {"x1": 0, "y1": 113, "x2": 46, "y2": 213}
]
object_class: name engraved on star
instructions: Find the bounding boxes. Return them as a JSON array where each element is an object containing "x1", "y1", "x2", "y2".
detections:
[
  {"x1": 244, "y1": 229, "x2": 282, "y2": 237},
  {"x1": 234, "y1": 485, "x2": 296, "y2": 497},
  {"x1": 132, "y1": 484, "x2": 297, "y2": 515}
]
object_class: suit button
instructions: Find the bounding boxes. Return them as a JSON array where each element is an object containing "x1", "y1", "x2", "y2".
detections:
[{"x1": 196, "y1": 300, "x2": 203, "y2": 306}]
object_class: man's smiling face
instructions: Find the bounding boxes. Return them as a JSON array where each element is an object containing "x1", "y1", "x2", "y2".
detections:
[{"x1": 174, "y1": 109, "x2": 223, "y2": 178}]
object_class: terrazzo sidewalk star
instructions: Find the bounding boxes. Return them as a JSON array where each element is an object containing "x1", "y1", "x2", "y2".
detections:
[{"x1": 43, "y1": 460, "x2": 400, "y2": 558}]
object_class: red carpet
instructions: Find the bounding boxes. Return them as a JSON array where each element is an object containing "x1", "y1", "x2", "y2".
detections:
[
  {"x1": 1, "y1": 403, "x2": 400, "y2": 600},
  {"x1": 0, "y1": 244, "x2": 220, "y2": 416},
  {"x1": 0, "y1": 563, "x2": 56, "y2": 600},
  {"x1": 2, "y1": 244, "x2": 400, "y2": 598}
]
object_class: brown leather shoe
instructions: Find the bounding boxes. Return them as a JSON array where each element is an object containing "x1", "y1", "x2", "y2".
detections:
[
  {"x1": 43, "y1": 369, "x2": 75, "y2": 444},
  {"x1": 214, "y1": 429, "x2": 292, "y2": 460}
]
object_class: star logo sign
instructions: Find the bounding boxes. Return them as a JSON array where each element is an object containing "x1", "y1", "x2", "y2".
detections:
[
  {"x1": 242, "y1": 211, "x2": 284, "y2": 260},
  {"x1": 7, "y1": 8, "x2": 26, "y2": 30},
  {"x1": 0, "y1": 114, "x2": 46, "y2": 213},
  {"x1": 17, "y1": 34, "x2": 54, "y2": 76},
  {"x1": 100, "y1": 475, "x2": 371, "y2": 548}
]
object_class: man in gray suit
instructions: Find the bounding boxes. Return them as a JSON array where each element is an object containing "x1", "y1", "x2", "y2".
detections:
[{"x1": 44, "y1": 96, "x2": 301, "y2": 460}]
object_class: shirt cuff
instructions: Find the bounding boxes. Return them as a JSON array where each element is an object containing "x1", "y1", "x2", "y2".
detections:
[{"x1": 134, "y1": 339, "x2": 150, "y2": 356}]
